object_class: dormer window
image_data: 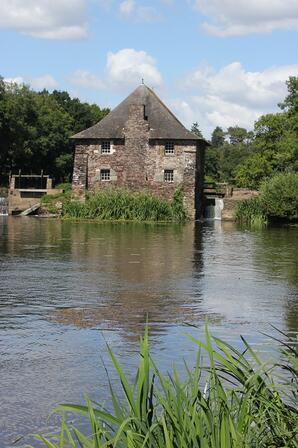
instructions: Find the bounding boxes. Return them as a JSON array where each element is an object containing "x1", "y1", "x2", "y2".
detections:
[
  {"x1": 101, "y1": 141, "x2": 111, "y2": 154},
  {"x1": 165, "y1": 142, "x2": 174, "y2": 155}
]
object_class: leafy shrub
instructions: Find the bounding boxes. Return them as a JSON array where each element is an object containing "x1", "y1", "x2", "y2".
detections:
[
  {"x1": 260, "y1": 172, "x2": 298, "y2": 220},
  {"x1": 33, "y1": 324, "x2": 298, "y2": 447}
]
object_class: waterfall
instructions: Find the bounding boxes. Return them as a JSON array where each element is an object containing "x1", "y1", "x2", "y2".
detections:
[
  {"x1": 214, "y1": 198, "x2": 224, "y2": 220},
  {"x1": 0, "y1": 197, "x2": 8, "y2": 216},
  {"x1": 204, "y1": 197, "x2": 224, "y2": 221}
]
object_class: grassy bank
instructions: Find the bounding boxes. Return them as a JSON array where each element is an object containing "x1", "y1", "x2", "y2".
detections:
[
  {"x1": 235, "y1": 172, "x2": 298, "y2": 228},
  {"x1": 42, "y1": 188, "x2": 187, "y2": 222},
  {"x1": 33, "y1": 324, "x2": 297, "y2": 447}
]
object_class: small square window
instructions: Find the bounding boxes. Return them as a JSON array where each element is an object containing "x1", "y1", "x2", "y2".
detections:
[
  {"x1": 100, "y1": 169, "x2": 110, "y2": 181},
  {"x1": 164, "y1": 169, "x2": 174, "y2": 183},
  {"x1": 101, "y1": 141, "x2": 111, "y2": 153},
  {"x1": 165, "y1": 142, "x2": 174, "y2": 154}
]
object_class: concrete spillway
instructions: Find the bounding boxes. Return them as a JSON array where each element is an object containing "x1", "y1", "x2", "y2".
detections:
[{"x1": 204, "y1": 197, "x2": 224, "y2": 220}]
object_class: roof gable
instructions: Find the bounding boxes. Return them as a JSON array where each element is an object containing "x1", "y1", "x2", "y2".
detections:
[{"x1": 72, "y1": 84, "x2": 202, "y2": 141}]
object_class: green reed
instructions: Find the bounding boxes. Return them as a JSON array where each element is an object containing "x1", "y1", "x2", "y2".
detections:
[
  {"x1": 62, "y1": 189, "x2": 187, "y2": 222},
  {"x1": 31, "y1": 323, "x2": 297, "y2": 448},
  {"x1": 235, "y1": 197, "x2": 268, "y2": 228}
]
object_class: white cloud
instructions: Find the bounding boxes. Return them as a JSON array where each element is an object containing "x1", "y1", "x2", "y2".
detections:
[
  {"x1": 119, "y1": 0, "x2": 135, "y2": 17},
  {"x1": 68, "y1": 48, "x2": 162, "y2": 93},
  {"x1": 106, "y1": 49, "x2": 162, "y2": 87},
  {"x1": 68, "y1": 70, "x2": 106, "y2": 90},
  {"x1": 30, "y1": 74, "x2": 58, "y2": 90},
  {"x1": 0, "y1": 0, "x2": 88, "y2": 39},
  {"x1": 3, "y1": 76, "x2": 24, "y2": 85},
  {"x1": 119, "y1": 0, "x2": 160, "y2": 22},
  {"x1": 175, "y1": 62, "x2": 298, "y2": 136},
  {"x1": 4, "y1": 74, "x2": 58, "y2": 90},
  {"x1": 194, "y1": 0, "x2": 298, "y2": 36}
]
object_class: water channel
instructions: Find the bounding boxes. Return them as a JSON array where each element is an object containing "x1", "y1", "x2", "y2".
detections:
[{"x1": 0, "y1": 217, "x2": 297, "y2": 446}]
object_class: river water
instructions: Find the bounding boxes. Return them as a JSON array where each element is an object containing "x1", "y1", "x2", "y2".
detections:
[{"x1": 0, "y1": 217, "x2": 297, "y2": 446}]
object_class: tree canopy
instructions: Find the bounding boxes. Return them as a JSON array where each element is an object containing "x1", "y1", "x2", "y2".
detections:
[
  {"x1": 1, "y1": 76, "x2": 297, "y2": 189},
  {"x1": 0, "y1": 78, "x2": 109, "y2": 183},
  {"x1": 192, "y1": 76, "x2": 298, "y2": 188}
]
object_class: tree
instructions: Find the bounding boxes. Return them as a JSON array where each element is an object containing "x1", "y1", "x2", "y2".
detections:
[
  {"x1": 211, "y1": 126, "x2": 225, "y2": 148},
  {"x1": 234, "y1": 154, "x2": 272, "y2": 189},
  {"x1": 0, "y1": 79, "x2": 110, "y2": 184},
  {"x1": 278, "y1": 76, "x2": 298, "y2": 115},
  {"x1": 191, "y1": 122, "x2": 203, "y2": 139}
]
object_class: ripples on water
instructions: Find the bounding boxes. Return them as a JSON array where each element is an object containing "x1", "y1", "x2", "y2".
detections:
[{"x1": 0, "y1": 217, "x2": 297, "y2": 446}]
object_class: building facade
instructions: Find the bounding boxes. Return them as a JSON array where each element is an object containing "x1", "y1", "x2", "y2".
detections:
[{"x1": 72, "y1": 84, "x2": 207, "y2": 218}]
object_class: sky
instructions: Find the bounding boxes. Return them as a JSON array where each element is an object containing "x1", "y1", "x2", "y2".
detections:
[{"x1": 1, "y1": 0, "x2": 298, "y2": 136}]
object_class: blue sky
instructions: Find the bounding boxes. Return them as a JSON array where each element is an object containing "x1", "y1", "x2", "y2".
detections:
[{"x1": 1, "y1": 0, "x2": 298, "y2": 136}]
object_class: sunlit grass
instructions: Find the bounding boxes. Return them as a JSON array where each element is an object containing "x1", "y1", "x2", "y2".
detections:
[
  {"x1": 31, "y1": 323, "x2": 298, "y2": 447},
  {"x1": 62, "y1": 188, "x2": 187, "y2": 222}
]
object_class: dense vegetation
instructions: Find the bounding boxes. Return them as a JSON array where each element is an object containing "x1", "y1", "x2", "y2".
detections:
[
  {"x1": 194, "y1": 77, "x2": 298, "y2": 189},
  {"x1": 0, "y1": 77, "x2": 109, "y2": 184},
  {"x1": 235, "y1": 172, "x2": 298, "y2": 226},
  {"x1": 33, "y1": 323, "x2": 298, "y2": 447},
  {"x1": 0, "y1": 76, "x2": 297, "y2": 191},
  {"x1": 42, "y1": 188, "x2": 187, "y2": 222}
]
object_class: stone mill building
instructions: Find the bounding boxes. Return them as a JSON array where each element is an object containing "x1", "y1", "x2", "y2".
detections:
[{"x1": 71, "y1": 84, "x2": 208, "y2": 218}]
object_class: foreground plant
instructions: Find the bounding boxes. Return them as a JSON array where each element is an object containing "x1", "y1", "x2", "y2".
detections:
[{"x1": 31, "y1": 324, "x2": 298, "y2": 447}]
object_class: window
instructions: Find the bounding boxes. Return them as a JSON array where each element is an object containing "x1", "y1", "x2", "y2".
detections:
[
  {"x1": 101, "y1": 141, "x2": 111, "y2": 153},
  {"x1": 100, "y1": 169, "x2": 110, "y2": 181},
  {"x1": 164, "y1": 169, "x2": 174, "y2": 183},
  {"x1": 165, "y1": 142, "x2": 174, "y2": 155}
]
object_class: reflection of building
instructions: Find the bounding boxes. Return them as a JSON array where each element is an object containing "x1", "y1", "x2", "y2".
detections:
[
  {"x1": 49, "y1": 223, "x2": 212, "y2": 340},
  {"x1": 72, "y1": 84, "x2": 208, "y2": 218}
]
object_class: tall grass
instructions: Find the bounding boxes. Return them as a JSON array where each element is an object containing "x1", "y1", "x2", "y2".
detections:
[
  {"x1": 32, "y1": 323, "x2": 297, "y2": 447},
  {"x1": 235, "y1": 197, "x2": 268, "y2": 228},
  {"x1": 62, "y1": 189, "x2": 187, "y2": 222}
]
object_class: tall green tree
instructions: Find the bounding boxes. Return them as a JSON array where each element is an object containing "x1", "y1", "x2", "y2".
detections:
[{"x1": 211, "y1": 126, "x2": 225, "y2": 147}]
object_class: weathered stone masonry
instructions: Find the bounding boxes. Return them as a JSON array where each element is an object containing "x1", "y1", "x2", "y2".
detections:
[{"x1": 72, "y1": 85, "x2": 208, "y2": 218}]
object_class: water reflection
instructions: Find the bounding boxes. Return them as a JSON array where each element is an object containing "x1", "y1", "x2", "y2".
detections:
[{"x1": 0, "y1": 217, "x2": 297, "y2": 447}]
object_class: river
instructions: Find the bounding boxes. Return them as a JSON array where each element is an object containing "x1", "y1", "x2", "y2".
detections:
[{"x1": 0, "y1": 217, "x2": 297, "y2": 446}]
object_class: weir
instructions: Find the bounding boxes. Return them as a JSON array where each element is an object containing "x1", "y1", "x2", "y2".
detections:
[{"x1": 204, "y1": 197, "x2": 224, "y2": 220}]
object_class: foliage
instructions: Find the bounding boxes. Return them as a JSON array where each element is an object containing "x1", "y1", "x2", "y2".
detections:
[
  {"x1": 41, "y1": 184, "x2": 72, "y2": 214},
  {"x1": 211, "y1": 126, "x2": 225, "y2": 148},
  {"x1": 62, "y1": 189, "x2": 187, "y2": 222},
  {"x1": 234, "y1": 153, "x2": 272, "y2": 189},
  {"x1": 32, "y1": 323, "x2": 298, "y2": 448},
  {"x1": 235, "y1": 197, "x2": 268, "y2": 228},
  {"x1": 191, "y1": 122, "x2": 203, "y2": 139},
  {"x1": 260, "y1": 172, "x2": 298, "y2": 220},
  {"x1": 0, "y1": 77, "x2": 109, "y2": 184}
]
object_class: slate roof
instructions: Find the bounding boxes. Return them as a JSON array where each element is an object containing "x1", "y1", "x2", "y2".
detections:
[{"x1": 72, "y1": 84, "x2": 205, "y2": 141}]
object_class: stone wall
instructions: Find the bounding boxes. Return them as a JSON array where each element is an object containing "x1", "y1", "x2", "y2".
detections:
[{"x1": 72, "y1": 106, "x2": 204, "y2": 218}]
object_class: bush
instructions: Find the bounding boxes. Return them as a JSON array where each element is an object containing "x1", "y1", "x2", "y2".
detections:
[
  {"x1": 260, "y1": 172, "x2": 298, "y2": 220},
  {"x1": 235, "y1": 197, "x2": 268, "y2": 228},
  {"x1": 33, "y1": 324, "x2": 298, "y2": 447},
  {"x1": 62, "y1": 189, "x2": 187, "y2": 222}
]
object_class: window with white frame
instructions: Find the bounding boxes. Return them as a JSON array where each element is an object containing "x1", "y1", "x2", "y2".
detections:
[
  {"x1": 100, "y1": 169, "x2": 110, "y2": 181},
  {"x1": 164, "y1": 169, "x2": 174, "y2": 183},
  {"x1": 101, "y1": 141, "x2": 111, "y2": 154},
  {"x1": 165, "y1": 141, "x2": 174, "y2": 155}
]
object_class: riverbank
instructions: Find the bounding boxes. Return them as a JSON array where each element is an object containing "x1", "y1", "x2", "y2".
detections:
[{"x1": 41, "y1": 188, "x2": 188, "y2": 222}]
